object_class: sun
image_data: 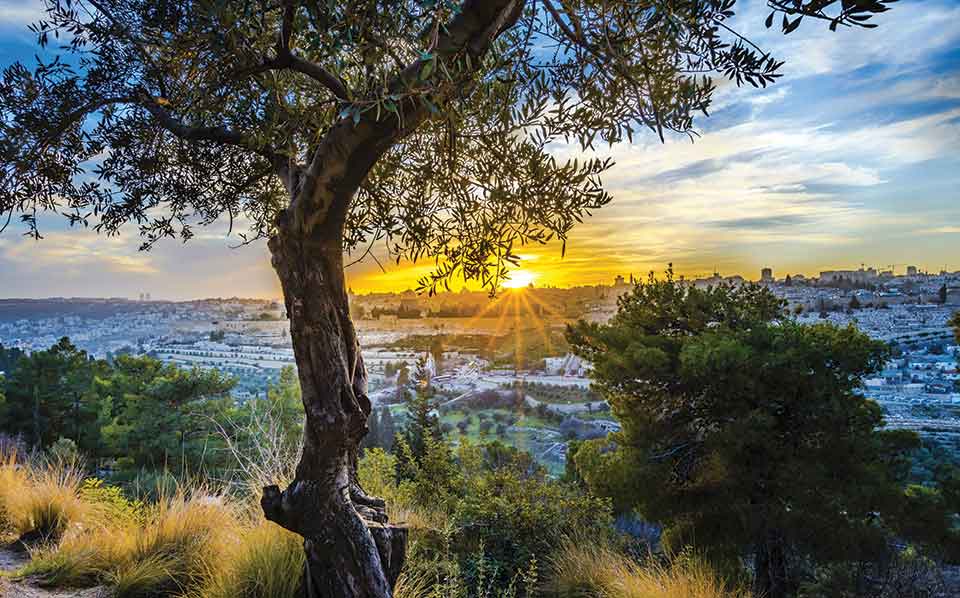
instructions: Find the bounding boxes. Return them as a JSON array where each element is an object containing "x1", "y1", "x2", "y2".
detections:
[{"x1": 503, "y1": 269, "x2": 538, "y2": 289}]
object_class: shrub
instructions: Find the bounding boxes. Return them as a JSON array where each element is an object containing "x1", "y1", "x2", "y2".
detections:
[
  {"x1": 454, "y1": 469, "x2": 613, "y2": 592},
  {"x1": 47, "y1": 437, "x2": 80, "y2": 464},
  {"x1": 359, "y1": 446, "x2": 444, "y2": 532},
  {"x1": 80, "y1": 478, "x2": 145, "y2": 526}
]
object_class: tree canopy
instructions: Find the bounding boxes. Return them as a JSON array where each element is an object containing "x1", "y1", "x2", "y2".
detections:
[
  {"x1": 567, "y1": 271, "x2": 921, "y2": 597},
  {"x1": 0, "y1": 0, "x2": 895, "y2": 291},
  {"x1": 0, "y1": 1, "x2": 901, "y2": 594}
]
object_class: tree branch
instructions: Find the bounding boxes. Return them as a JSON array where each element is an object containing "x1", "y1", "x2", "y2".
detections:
[
  {"x1": 137, "y1": 94, "x2": 289, "y2": 173},
  {"x1": 257, "y1": 0, "x2": 350, "y2": 100}
]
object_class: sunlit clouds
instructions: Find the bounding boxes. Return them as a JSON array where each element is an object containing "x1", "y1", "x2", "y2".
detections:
[{"x1": 0, "y1": 0, "x2": 958, "y2": 298}]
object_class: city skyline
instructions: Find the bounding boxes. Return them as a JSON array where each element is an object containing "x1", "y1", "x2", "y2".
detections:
[
  {"x1": 0, "y1": 262, "x2": 955, "y2": 302},
  {"x1": 1, "y1": 0, "x2": 958, "y2": 299}
]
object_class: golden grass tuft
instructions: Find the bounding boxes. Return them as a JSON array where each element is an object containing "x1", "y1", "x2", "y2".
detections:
[
  {"x1": 195, "y1": 519, "x2": 304, "y2": 598},
  {"x1": 0, "y1": 454, "x2": 86, "y2": 542},
  {"x1": 23, "y1": 487, "x2": 240, "y2": 597},
  {"x1": 550, "y1": 542, "x2": 751, "y2": 598},
  {"x1": 111, "y1": 490, "x2": 241, "y2": 597},
  {"x1": 0, "y1": 451, "x2": 29, "y2": 535},
  {"x1": 393, "y1": 567, "x2": 435, "y2": 598}
]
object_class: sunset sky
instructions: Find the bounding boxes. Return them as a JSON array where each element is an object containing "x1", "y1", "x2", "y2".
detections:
[{"x1": 1, "y1": 0, "x2": 958, "y2": 299}]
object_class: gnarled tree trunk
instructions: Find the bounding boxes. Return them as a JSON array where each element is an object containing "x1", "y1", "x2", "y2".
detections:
[
  {"x1": 263, "y1": 228, "x2": 406, "y2": 597},
  {"x1": 257, "y1": 4, "x2": 525, "y2": 595}
]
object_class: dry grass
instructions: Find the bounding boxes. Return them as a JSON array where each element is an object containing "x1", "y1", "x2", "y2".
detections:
[
  {"x1": 0, "y1": 451, "x2": 29, "y2": 535},
  {"x1": 7, "y1": 454, "x2": 749, "y2": 598},
  {"x1": 393, "y1": 567, "x2": 438, "y2": 598},
  {"x1": 112, "y1": 490, "x2": 240, "y2": 597},
  {"x1": 0, "y1": 454, "x2": 86, "y2": 542},
  {"x1": 194, "y1": 520, "x2": 303, "y2": 598},
  {"x1": 24, "y1": 488, "x2": 240, "y2": 597},
  {"x1": 550, "y1": 542, "x2": 751, "y2": 598}
]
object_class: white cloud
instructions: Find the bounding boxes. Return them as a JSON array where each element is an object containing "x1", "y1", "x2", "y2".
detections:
[
  {"x1": 0, "y1": 1, "x2": 45, "y2": 27},
  {"x1": 728, "y1": 0, "x2": 960, "y2": 79},
  {"x1": 4, "y1": 231, "x2": 159, "y2": 274}
]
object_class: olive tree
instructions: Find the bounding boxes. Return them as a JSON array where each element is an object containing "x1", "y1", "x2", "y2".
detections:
[{"x1": 0, "y1": 0, "x2": 894, "y2": 595}]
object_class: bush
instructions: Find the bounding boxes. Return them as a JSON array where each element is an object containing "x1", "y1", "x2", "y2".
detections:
[
  {"x1": 453, "y1": 469, "x2": 613, "y2": 591},
  {"x1": 47, "y1": 437, "x2": 80, "y2": 464}
]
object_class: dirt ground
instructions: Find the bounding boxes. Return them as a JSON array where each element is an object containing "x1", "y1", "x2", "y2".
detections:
[{"x1": 0, "y1": 545, "x2": 102, "y2": 598}]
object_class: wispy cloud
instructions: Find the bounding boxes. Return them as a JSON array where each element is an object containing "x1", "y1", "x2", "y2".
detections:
[
  {"x1": 1, "y1": 0, "x2": 958, "y2": 297},
  {"x1": 0, "y1": 1, "x2": 45, "y2": 28}
]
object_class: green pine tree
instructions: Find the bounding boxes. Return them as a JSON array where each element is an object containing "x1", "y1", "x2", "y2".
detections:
[{"x1": 568, "y1": 269, "x2": 922, "y2": 598}]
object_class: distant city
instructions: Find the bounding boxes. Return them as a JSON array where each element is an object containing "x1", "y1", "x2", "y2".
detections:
[{"x1": 1, "y1": 264, "x2": 957, "y2": 472}]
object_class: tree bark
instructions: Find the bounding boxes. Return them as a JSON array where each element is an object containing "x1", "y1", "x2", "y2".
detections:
[
  {"x1": 257, "y1": 3, "x2": 527, "y2": 595},
  {"x1": 263, "y1": 230, "x2": 406, "y2": 598},
  {"x1": 754, "y1": 528, "x2": 789, "y2": 598}
]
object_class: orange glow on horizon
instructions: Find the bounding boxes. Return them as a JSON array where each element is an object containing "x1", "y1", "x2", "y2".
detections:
[{"x1": 502, "y1": 269, "x2": 538, "y2": 289}]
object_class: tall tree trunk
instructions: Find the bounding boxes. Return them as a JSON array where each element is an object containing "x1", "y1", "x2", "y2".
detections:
[
  {"x1": 262, "y1": 231, "x2": 406, "y2": 598},
  {"x1": 254, "y1": 5, "x2": 526, "y2": 592},
  {"x1": 754, "y1": 528, "x2": 789, "y2": 598}
]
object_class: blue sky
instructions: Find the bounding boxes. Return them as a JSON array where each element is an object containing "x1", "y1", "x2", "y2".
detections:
[{"x1": 0, "y1": 0, "x2": 958, "y2": 298}]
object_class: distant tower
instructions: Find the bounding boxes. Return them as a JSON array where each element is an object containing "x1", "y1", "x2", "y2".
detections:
[
  {"x1": 145, "y1": 292, "x2": 151, "y2": 301},
  {"x1": 907, "y1": 266, "x2": 918, "y2": 276},
  {"x1": 614, "y1": 275, "x2": 625, "y2": 286},
  {"x1": 761, "y1": 267, "x2": 774, "y2": 283},
  {"x1": 139, "y1": 293, "x2": 145, "y2": 301}
]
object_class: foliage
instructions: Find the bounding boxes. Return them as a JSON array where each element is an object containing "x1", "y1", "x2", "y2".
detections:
[
  {"x1": 0, "y1": 339, "x2": 248, "y2": 480},
  {"x1": 79, "y1": 478, "x2": 145, "y2": 527},
  {"x1": 0, "y1": 343, "x2": 25, "y2": 375},
  {"x1": 454, "y1": 467, "x2": 612, "y2": 591},
  {"x1": 398, "y1": 357, "x2": 443, "y2": 464},
  {"x1": 0, "y1": 0, "x2": 891, "y2": 291},
  {"x1": 568, "y1": 270, "x2": 922, "y2": 596},
  {"x1": 47, "y1": 437, "x2": 80, "y2": 464},
  {"x1": 357, "y1": 435, "x2": 614, "y2": 596},
  {"x1": 1, "y1": 337, "x2": 106, "y2": 451},
  {"x1": 396, "y1": 434, "x2": 462, "y2": 510},
  {"x1": 7, "y1": 431, "x2": 760, "y2": 598},
  {"x1": 798, "y1": 545, "x2": 946, "y2": 598},
  {"x1": 363, "y1": 406, "x2": 397, "y2": 452},
  {"x1": 98, "y1": 354, "x2": 235, "y2": 473},
  {"x1": 394, "y1": 526, "x2": 538, "y2": 598}
]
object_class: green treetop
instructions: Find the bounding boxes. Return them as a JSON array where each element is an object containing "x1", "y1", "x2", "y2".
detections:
[{"x1": 568, "y1": 270, "x2": 921, "y2": 598}]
